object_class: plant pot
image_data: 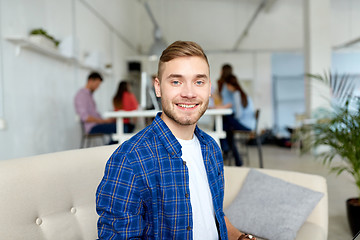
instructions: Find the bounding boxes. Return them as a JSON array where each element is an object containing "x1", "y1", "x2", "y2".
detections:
[
  {"x1": 347, "y1": 198, "x2": 360, "y2": 236},
  {"x1": 29, "y1": 35, "x2": 56, "y2": 49}
]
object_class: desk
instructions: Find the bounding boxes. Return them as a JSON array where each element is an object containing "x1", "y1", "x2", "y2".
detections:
[{"x1": 104, "y1": 108, "x2": 232, "y2": 144}]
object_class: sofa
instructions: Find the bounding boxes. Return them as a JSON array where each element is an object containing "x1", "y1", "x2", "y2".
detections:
[{"x1": 0, "y1": 145, "x2": 328, "y2": 239}]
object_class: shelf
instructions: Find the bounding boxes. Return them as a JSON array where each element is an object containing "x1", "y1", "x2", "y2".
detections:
[
  {"x1": 6, "y1": 36, "x2": 113, "y2": 76},
  {"x1": 6, "y1": 36, "x2": 76, "y2": 62}
]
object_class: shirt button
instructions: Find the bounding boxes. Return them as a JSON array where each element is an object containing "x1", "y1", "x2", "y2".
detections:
[
  {"x1": 185, "y1": 193, "x2": 189, "y2": 198},
  {"x1": 187, "y1": 226, "x2": 191, "y2": 231}
]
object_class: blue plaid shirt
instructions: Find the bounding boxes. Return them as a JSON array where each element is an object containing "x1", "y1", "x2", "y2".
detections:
[{"x1": 96, "y1": 113, "x2": 228, "y2": 239}]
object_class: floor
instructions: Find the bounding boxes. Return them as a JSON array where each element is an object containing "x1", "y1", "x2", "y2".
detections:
[{"x1": 225, "y1": 144, "x2": 356, "y2": 240}]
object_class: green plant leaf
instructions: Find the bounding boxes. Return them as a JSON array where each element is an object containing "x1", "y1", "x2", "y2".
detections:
[{"x1": 301, "y1": 72, "x2": 359, "y2": 198}]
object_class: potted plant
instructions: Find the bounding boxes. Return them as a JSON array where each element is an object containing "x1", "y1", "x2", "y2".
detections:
[
  {"x1": 29, "y1": 28, "x2": 60, "y2": 49},
  {"x1": 301, "y1": 72, "x2": 360, "y2": 236}
]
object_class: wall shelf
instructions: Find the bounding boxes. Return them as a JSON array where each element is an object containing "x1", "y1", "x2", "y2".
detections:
[
  {"x1": 6, "y1": 36, "x2": 112, "y2": 76},
  {"x1": 6, "y1": 36, "x2": 76, "y2": 62}
]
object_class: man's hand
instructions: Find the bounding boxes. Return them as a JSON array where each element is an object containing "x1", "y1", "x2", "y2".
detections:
[
  {"x1": 238, "y1": 233, "x2": 256, "y2": 240},
  {"x1": 86, "y1": 116, "x2": 114, "y2": 124},
  {"x1": 224, "y1": 216, "x2": 256, "y2": 240},
  {"x1": 103, "y1": 118, "x2": 116, "y2": 124}
]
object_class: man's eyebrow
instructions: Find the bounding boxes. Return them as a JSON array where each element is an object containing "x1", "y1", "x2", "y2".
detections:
[
  {"x1": 166, "y1": 73, "x2": 209, "y2": 80},
  {"x1": 195, "y1": 74, "x2": 208, "y2": 79},
  {"x1": 167, "y1": 74, "x2": 183, "y2": 79}
]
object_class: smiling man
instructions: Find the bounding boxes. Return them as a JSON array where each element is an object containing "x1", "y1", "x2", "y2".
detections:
[{"x1": 96, "y1": 41, "x2": 255, "y2": 240}]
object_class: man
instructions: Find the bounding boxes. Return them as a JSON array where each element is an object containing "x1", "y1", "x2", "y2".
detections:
[
  {"x1": 96, "y1": 41, "x2": 255, "y2": 240},
  {"x1": 74, "y1": 72, "x2": 116, "y2": 137}
]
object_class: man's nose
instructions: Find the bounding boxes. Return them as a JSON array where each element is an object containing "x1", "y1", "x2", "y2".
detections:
[{"x1": 180, "y1": 83, "x2": 196, "y2": 98}]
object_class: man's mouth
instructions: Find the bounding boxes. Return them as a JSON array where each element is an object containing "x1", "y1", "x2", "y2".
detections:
[{"x1": 177, "y1": 103, "x2": 198, "y2": 109}]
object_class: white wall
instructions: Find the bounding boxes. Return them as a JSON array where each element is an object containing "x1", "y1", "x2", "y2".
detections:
[
  {"x1": 331, "y1": 0, "x2": 360, "y2": 47},
  {"x1": 0, "y1": 0, "x2": 141, "y2": 160},
  {"x1": 1, "y1": 0, "x2": 360, "y2": 160}
]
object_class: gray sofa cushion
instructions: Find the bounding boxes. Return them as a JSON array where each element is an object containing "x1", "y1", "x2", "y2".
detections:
[{"x1": 224, "y1": 169, "x2": 324, "y2": 240}]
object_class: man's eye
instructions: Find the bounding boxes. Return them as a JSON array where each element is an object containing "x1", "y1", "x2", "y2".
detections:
[
  {"x1": 195, "y1": 80, "x2": 204, "y2": 85},
  {"x1": 172, "y1": 80, "x2": 180, "y2": 85}
]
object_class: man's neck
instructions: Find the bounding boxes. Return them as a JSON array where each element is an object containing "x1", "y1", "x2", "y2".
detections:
[
  {"x1": 85, "y1": 85, "x2": 94, "y2": 93},
  {"x1": 172, "y1": 125, "x2": 196, "y2": 140},
  {"x1": 161, "y1": 116, "x2": 196, "y2": 140}
]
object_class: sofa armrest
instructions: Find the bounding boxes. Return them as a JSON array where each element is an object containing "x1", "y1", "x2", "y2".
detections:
[{"x1": 0, "y1": 145, "x2": 118, "y2": 240}]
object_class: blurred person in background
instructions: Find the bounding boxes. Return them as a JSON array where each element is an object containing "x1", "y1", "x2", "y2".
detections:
[
  {"x1": 112, "y1": 81, "x2": 139, "y2": 133},
  {"x1": 222, "y1": 74, "x2": 255, "y2": 166},
  {"x1": 216, "y1": 63, "x2": 233, "y2": 107},
  {"x1": 74, "y1": 72, "x2": 116, "y2": 141}
]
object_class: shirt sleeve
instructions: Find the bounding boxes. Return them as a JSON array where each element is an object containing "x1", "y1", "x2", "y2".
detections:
[
  {"x1": 96, "y1": 152, "x2": 144, "y2": 239},
  {"x1": 74, "y1": 90, "x2": 91, "y2": 122}
]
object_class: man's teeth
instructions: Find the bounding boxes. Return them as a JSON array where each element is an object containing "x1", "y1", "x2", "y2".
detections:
[{"x1": 178, "y1": 104, "x2": 196, "y2": 108}]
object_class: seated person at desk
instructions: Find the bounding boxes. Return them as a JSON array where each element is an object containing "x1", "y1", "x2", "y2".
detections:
[
  {"x1": 216, "y1": 63, "x2": 234, "y2": 108},
  {"x1": 213, "y1": 64, "x2": 234, "y2": 151},
  {"x1": 216, "y1": 74, "x2": 255, "y2": 166},
  {"x1": 112, "y1": 81, "x2": 139, "y2": 133},
  {"x1": 225, "y1": 74, "x2": 255, "y2": 132},
  {"x1": 74, "y1": 72, "x2": 116, "y2": 141}
]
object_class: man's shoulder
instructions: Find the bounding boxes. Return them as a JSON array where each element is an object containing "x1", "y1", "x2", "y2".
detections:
[
  {"x1": 116, "y1": 123, "x2": 159, "y2": 155},
  {"x1": 76, "y1": 88, "x2": 88, "y2": 95},
  {"x1": 109, "y1": 122, "x2": 166, "y2": 177},
  {"x1": 74, "y1": 88, "x2": 88, "y2": 100}
]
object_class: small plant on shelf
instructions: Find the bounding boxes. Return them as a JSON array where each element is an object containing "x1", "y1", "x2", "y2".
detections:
[{"x1": 29, "y1": 28, "x2": 60, "y2": 47}]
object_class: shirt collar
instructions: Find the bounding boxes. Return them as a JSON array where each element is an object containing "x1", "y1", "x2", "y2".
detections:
[
  {"x1": 83, "y1": 87, "x2": 92, "y2": 95},
  {"x1": 153, "y1": 113, "x2": 208, "y2": 156}
]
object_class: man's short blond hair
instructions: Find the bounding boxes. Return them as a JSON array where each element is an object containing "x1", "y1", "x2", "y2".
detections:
[{"x1": 157, "y1": 41, "x2": 209, "y2": 80}]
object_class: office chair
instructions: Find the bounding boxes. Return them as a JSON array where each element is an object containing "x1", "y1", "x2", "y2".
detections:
[
  {"x1": 80, "y1": 121, "x2": 105, "y2": 148},
  {"x1": 233, "y1": 109, "x2": 263, "y2": 168}
]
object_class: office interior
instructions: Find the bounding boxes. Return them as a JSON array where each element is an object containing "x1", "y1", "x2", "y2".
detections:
[{"x1": 0, "y1": 0, "x2": 359, "y2": 239}]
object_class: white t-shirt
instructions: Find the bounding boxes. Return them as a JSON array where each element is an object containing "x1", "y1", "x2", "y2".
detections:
[{"x1": 177, "y1": 136, "x2": 219, "y2": 240}]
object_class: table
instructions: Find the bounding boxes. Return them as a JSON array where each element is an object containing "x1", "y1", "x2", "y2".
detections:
[{"x1": 104, "y1": 108, "x2": 232, "y2": 144}]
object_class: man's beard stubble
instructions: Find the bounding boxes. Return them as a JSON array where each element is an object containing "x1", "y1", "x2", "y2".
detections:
[{"x1": 161, "y1": 98, "x2": 209, "y2": 126}]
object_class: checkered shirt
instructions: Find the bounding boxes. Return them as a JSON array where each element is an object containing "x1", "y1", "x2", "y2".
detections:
[{"x1": 96, "y1": 113, "x2": 228, "y2": 239}]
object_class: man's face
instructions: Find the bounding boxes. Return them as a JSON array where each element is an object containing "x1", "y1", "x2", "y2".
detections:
[
  {"x1": 154, "y1": 56, "x2": 211, "y2": 126},
  {"x1": 88, "y1": 78, "x2": 102, "y2": 92}
]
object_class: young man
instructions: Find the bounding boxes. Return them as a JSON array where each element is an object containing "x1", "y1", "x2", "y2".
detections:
[
  {"x1": 96, "y1": 41, "x2": 255, "y2": 240},
  {"x1": 74, "y1": 72, "x2": 116, "y2": 136}
]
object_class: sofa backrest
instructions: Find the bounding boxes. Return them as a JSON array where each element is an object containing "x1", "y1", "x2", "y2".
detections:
[
  {"x1": 0, "y1": 145, "x2": 117, "y2": 240},
  {"x1": 0, "y1": 145, "x2": 328, "y2": 240}
]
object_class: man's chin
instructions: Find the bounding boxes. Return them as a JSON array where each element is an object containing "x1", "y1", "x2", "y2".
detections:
[
  {"x1": 177, "y1": 119, "x2": 197, "y2": 126},
  {"x1": 164, "y1": 113, "x2": 198, "y2": 126}
]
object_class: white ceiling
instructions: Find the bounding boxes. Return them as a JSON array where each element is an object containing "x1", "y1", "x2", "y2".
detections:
[
  {"x1": 140, "y1": 0, "x2": 304, "y2": 53},
  {"x1": 138, "y1": 0, "x2": 360, "y2": 53}
]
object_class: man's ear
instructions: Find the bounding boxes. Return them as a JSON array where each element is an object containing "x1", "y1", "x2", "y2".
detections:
[{"x1": 154, "y1": 77, "x2": 161, "y2": 97}]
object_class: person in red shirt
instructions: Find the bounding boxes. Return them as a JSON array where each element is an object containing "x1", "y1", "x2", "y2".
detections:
[{"x1": 113, "y1": 81, "x2": 139, "y2": 133}]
